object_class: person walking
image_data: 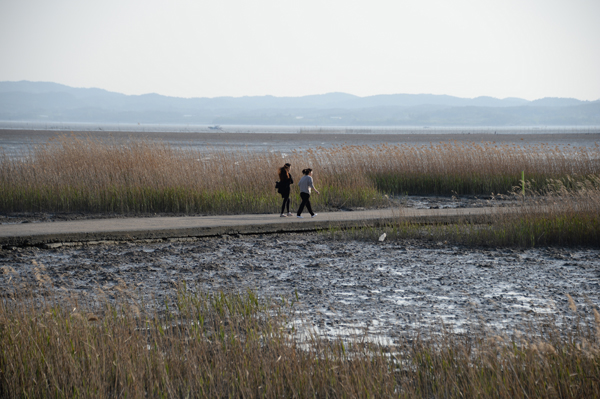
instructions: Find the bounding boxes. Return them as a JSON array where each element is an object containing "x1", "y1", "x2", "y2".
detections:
[
  {"x1": 296, "y1": 168, "x2": 320, "y2": 218},
  {"x1": 277, "y1": 163, "x2": 294, "y2": 217}
]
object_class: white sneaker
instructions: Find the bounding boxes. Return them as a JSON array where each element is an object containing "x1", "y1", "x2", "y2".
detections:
[
  {"x1": 280, "y1": 214, "x2": 287, "y2": 217},
  {"x1": 286, "y1": 212, "x2": 293, "y2": 216},
  {"x1": 297, "y1": 215, "x2": 303, "y2": 218},
  {"x1": 311, "y1": 213, "x2": 318, "y2": 218}
]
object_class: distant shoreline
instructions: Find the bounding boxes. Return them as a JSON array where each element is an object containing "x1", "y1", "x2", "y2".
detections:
[{"x1": 2, "y1": 121, "x2": 600, "y2": 134}]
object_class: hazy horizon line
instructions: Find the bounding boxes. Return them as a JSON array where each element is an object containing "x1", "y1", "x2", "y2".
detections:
[{"x1": 3, "y1": 80, "x2": 598, "y2": 103}]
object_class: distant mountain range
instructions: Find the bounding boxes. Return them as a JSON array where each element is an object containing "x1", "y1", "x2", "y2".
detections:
[{"x1": 1, "y1": 81, "x2": 599, "y2": 126}]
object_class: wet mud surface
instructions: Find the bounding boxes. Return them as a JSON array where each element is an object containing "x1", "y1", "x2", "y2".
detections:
[
  {"x1": 2, "y1": 233, "x2": 599, "y2": 341},
  {"x1": 395, "y1": 194, "x2": 517, "y2": 210}
]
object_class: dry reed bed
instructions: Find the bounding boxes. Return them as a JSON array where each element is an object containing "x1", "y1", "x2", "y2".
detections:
[
  {"x1": 0, "y1": 135, "x2": 599, "y2": 215},
  {"x1": 363, "y1": 141, "x2": 599, "y2": 195},
  {"x1": 332, "y1": 175, "x2": 600, "y2": 247},
  {"x1": 1, "y1": 288, "x2": 599, "y2": 398}
]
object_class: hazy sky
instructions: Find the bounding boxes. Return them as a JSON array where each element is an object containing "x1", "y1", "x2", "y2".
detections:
[{"x1": 1, "y1": 0, "x2": 599, "y2": 100}]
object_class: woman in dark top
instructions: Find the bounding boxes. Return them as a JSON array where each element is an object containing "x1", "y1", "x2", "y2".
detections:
[{"x1": 277, "y1": 163, "x2": 293, "y2": 217}]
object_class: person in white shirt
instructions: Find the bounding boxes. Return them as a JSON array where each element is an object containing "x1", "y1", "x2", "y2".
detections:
[{"x1": 296, "y1": 168, "x2": 320, "y2": 218}]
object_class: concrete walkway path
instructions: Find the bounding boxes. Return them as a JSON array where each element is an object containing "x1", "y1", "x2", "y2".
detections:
[{"x1": 0, "y1": 207, "x2": 504, "y2": 247}]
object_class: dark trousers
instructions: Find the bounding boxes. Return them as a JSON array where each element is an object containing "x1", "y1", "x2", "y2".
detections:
[
  {"x1": 280, "y1": 196, "x2": 290, "y2": 214},
  {"x1": 297, "y1": 192, "x2": 313, "y2": 216}
]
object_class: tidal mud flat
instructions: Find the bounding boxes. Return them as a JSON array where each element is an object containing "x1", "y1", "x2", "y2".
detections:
[
  {"x1": 2, "y1": 232, "x2": 599, "y2": 342},
  {"x1": 1, "y1": 129, "x2": 599, "y2": 157}
]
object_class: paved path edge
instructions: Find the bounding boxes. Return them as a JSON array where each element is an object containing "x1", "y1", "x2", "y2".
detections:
[{"x1": 0, "y1": 213, "x2": 496, "y2": 248}]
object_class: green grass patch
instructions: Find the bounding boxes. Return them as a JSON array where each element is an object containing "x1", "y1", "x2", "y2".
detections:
[{"x1": 326, "y1": 210, "x2": 600, "y2": 248}]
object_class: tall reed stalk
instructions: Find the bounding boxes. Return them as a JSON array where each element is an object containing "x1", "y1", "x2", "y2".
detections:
[
  {"x1": 1, "y1": 287, "x2": 599, "y2": 398},
  {"x1": 0, "y1": 135, "x2": 598, "y2": 215}
]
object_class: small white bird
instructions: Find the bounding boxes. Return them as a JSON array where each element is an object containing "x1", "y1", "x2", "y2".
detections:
[{"x1": 378, "y1": 233, "x2": 386, "y2": 242}]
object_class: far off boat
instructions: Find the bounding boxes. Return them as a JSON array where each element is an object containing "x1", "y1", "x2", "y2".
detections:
[{"x1": 208, "y1": 125, "x2": 223, "y2": 131}]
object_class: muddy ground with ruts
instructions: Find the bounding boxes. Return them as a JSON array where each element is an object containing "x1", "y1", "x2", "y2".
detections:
[{"x1": 2, "y1": 232, "x2": 598, "y2": 342}]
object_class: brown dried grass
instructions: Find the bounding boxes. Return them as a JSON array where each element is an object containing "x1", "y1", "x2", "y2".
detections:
[
  {"x1": 1, "y1": 287, "x2": 599, "y2": 398},
  {"x1": 1, "y1": 135, "x2": 598, "y2": 215}
]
